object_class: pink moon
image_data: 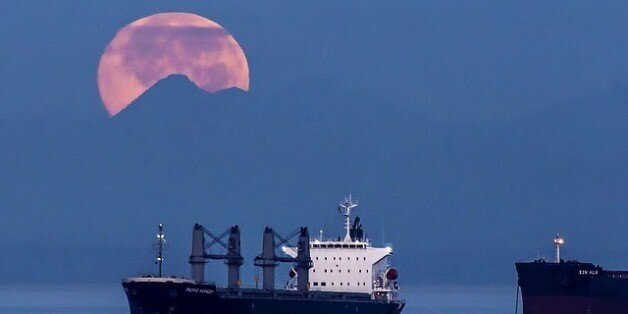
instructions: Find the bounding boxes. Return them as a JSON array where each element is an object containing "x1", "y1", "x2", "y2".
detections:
[{"x1": 97, "y1": 13, "x2": 249, "y2": 116}]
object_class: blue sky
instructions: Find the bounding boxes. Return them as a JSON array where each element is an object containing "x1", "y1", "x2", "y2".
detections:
[{"x1": 1, "y1": 2, "x2": 628, "y2": 284}]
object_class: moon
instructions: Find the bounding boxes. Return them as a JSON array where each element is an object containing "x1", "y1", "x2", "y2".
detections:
[{"x1": 98, "y1": 13, "x2": 249, "y2": 116}]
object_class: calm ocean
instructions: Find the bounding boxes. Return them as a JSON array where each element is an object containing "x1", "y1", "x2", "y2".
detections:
[{"x1": 0, "y1": 284, "x2": 517, "y2": 313}]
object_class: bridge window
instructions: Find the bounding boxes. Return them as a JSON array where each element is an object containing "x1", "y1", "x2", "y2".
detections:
[
  {"x1": 313, "y1": 282, "x2": 319, "y2": 286},
  {"x1": 321, "y1": 282, "x2": 326, "y2": 286}
]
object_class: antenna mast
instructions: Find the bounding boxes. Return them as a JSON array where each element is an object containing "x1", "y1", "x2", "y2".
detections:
[
  {"x1": 156, "y1": 224, "x2": 166, "y2": 277},
  {"x1": 338, "y1": 195, "x2": 358, "y2": 242}
]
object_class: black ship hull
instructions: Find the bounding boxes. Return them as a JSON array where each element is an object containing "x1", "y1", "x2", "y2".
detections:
[
  {"x1": 516, "y1": 261, "x2": 628, "y2": 314},
  {"x1": 123, "y1": 279, "x2": 405, "y2": 314}
]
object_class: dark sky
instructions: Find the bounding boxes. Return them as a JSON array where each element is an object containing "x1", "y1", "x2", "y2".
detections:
[{"x1": 1, "y1": 2, "x2": 628, "y2": 285}]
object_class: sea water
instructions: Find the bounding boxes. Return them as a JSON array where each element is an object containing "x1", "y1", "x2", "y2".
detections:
[
  {"x1": 0, "y1": 284, "x2": 128, "y2": 314},
  {"x1": 0, "y1": 284, "x2": 517, "y2": 313},
  {"x1": 401, "y1": 285, "x2": 516, "y2": 314}
]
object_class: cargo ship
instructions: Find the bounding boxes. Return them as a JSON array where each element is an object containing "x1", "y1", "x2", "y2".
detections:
[
  {"x1": 122, "y1": 196, "x2": 405, "y2": 313},
  {"x1": 515, "y1": 234, "x2": 628, "y2": 314}
]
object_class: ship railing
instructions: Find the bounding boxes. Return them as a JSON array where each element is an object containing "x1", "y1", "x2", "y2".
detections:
[{"x1": 309, "y1": 241, "x2": 371, "y2": 249}]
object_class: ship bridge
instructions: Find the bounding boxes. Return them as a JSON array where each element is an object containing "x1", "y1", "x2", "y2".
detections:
[{"x1": 282, "y1": 196, "x2": 399, "y2": 296}]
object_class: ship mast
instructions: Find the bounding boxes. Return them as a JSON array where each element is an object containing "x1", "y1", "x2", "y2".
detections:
[
  {"x1": 156, "y1": 224, "x2": 166, "y2": 277},
  {"x1": 553, "y1": 234, "x2": 564, "y2": 263},
  {"x1": 338, "y1": 195, "x2": 358, "y2": 242}
]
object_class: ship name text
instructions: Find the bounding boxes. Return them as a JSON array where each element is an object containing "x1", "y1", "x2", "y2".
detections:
[{"x1": 185, "y1": 287, "x2": 215, "y2": 295}]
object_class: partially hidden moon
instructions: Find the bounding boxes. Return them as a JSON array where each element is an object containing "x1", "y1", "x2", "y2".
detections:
[{"x1": 98, "y1": 13, "x2": 249, "y2": 116}]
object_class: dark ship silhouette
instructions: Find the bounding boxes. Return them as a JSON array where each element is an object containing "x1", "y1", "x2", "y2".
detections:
[{"x1": 516, "y1": 235, "x2": 628, "y2": 314}]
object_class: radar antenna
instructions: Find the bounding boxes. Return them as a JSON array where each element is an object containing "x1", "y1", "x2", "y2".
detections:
[{"x1": 338, "y1": 195, "x2": 358, "y2": 242}]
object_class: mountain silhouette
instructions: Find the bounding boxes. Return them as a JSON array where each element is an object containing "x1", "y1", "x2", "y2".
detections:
[{"x1": 113, "y1": 75, "x2": 248, "y2": 130}]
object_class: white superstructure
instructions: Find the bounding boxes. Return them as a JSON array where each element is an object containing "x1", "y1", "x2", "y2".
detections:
[{"x1": 283, "y1": 196, "x2": 400, "y2": 298}]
